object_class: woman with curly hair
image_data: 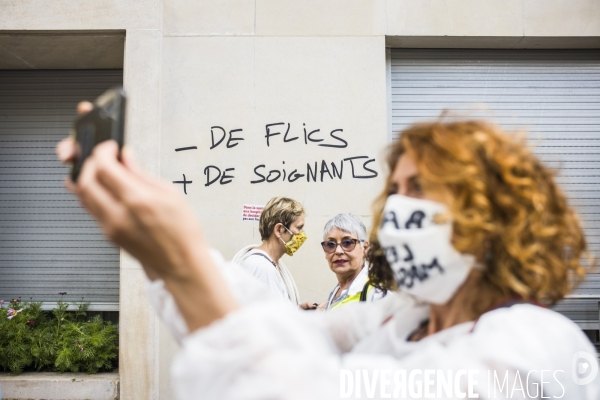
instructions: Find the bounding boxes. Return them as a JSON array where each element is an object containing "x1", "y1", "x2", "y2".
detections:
[
  {"x1": 367, "y1": 119, "x2": 590, "y2": 338},
  {"x1": 58, "y1": 106, "x2": 597, "y2": 399}
]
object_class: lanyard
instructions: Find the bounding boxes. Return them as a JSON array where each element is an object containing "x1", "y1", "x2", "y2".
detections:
[
  {"x1": 326, "y1": 284, "x2": 351, "y2": 310},
  {"x1": 326, "y1": 265, "x2": 368, "y2": 310},
  {"x1": 248, "y1": 252, "x2": 277, "y2": 268},
  {"x1": 247, "y1": 251, "x2": 292, "y2": 302}
]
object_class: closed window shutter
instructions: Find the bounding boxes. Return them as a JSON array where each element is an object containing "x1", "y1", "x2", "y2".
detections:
[
  {"x1": 390, "y1": 49, "x2": 600, "y2": 329},
  {"x1": 0, "y1": 70, "x2": 122, "y2": 310}
]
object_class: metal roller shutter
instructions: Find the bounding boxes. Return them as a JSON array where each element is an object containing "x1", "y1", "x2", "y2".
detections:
[
  {"x1": 0, "y1": 70, "x2": 122, "y2": 310},
  {"x1": 389, "y1": 49, "x2": 600, "y2": 329}
]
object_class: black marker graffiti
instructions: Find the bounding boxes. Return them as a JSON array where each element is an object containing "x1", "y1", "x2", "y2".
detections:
[
  {"x1": 204, "y1": 165, "x2": 235, "y2": 186},
  {"x1": 172, "y1": 174, "x2": 192, "y2": 195},
  {"x1": 210, "y1": 126, "x2": 227, "y2": 149},
  {"x1": 331, "y1": 160, "x2": 343, "y2": 178},
  {"x1": 173, "y1": 122, "x2": 377, "y2": 189},
  {"x1": 210, "y1": 126, "x2": 245, "y2": 149},
  {"x1": 265, "y1": 123, "x2": 285, "y2": 147},
  {"x1": 283, "y1": 125, "x2": 299, "y2": 143},
  {"x1": 251, "y1": 161, "x2": 306, "y2": 184},
  {"x1": 305, "y1": 126, "x2": 323, "y2": 143},
  {"x1": 250, "y1": 156, "x2": 376, "y2": 184},
  {"x1": 343, "y1": 156, "x2": 378, "y2": 179},
  {"x1": 318, "y1": 129, "x2": 347, "y2": 148},
  {"x1": 175, "y1": 146, "x2": 197, "y2": 152},
  {"x1": 262, "y1": 122, "x2": 348, "y2": 148},
  {"x1": 227, "y1": 129, "x2": 244, "y2": 148}
]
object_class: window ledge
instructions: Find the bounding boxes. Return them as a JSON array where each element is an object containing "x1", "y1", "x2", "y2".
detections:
[{"x1": 0, "y1": 371, "x2": 119, "y2": 400}]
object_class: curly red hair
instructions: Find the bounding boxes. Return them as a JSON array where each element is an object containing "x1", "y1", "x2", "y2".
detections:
[{"x1": 369, "y1": 119, "x2": 591, "y2": 309}]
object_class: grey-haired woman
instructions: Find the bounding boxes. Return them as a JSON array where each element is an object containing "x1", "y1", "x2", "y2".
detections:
[{"x1": 320, "y1": 214, "x2": 386, "y2": 311}]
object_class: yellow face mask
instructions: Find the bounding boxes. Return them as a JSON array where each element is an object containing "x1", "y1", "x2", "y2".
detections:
[{"x1": 281, "y1": 226, "x2": 307, "y2": 256}]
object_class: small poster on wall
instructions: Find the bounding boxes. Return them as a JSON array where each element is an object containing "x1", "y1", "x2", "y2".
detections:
[{"x1": 242, "y1": 204, "x2": 264, "y2": 221}]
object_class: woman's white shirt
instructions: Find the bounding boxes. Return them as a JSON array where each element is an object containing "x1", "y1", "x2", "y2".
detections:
[
  {"x1": 239, "y1": 249, "x2": 291, "y2": 303},
  {"x1": 146, "y1": 249, "x2": 599, "y2": 400},
  {"x1": 327, "y1": 265, "x2": 386, "y2": 310}
]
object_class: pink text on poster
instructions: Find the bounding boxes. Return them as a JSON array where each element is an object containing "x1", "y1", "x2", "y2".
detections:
[{"x1": 242, "y1": 204, "x2": 264, "y2": 222}]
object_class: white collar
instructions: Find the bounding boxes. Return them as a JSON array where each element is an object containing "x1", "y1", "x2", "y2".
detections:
[
  {"x1": 327, "y1": 264, "x2": 370, "y2": 308},
  {"x1": 346, "y1": 265, "x2": 369, "y2": 296}
]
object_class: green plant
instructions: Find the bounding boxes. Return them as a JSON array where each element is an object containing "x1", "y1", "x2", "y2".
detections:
[{"x1": 0, "y1": 294, "x2": 118, "y2": 374}]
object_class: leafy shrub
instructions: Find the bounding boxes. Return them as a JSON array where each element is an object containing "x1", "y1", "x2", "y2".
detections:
[{"x1": 0, "y1": 295, "x2": 118, "y2": 374}]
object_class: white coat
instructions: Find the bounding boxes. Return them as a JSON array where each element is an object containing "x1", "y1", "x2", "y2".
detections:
[
  {"x1": 232, "y1": 244, "x2": 301, "y2": 306},
  {"x1": 146, "y1": 249, "x2": 599, "y2": 400},
  {"x1": 326, "y1": 264, "x2": 386, "y2": 310}
]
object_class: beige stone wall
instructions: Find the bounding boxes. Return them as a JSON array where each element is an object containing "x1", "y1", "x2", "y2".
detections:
[
  {"x1": 160, "y1": 34, "x2": 387, "y2": 300},
  {"x1": 1, "y1": 0, "x2": 598, "y2": 398}
]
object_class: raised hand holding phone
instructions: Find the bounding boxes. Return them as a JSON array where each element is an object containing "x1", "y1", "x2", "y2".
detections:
[
  {"x1": 57, "y1": 100, "x2": 239, "y2": 332},
  {"x1": 70, "y1": 87, "x2": 126, "y2": 182}
]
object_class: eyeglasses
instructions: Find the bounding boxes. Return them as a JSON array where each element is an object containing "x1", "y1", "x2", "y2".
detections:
[{"x1": 320, "y1": 239, "x2": 362, "y2": 254}]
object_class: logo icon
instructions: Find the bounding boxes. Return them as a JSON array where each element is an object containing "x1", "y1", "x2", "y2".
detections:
[{"x1": 572, "y1": 351, "x2": 599, "y2": 385}]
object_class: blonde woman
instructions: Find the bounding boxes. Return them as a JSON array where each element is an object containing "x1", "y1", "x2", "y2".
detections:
[
  {"x1": 58, "y1": 105, "x2": 598, "y2": 399},
  {"x1": 233, "y1": 197, "x2": 306, "y2": 307}
]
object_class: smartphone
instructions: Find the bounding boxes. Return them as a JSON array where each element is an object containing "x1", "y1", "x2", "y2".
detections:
[{"x1": 70, "y1": 87, "x2": 126, "y2": 182}]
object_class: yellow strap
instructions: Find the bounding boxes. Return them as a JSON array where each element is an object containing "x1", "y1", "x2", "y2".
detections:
[{"x1": 329, "y1": 285, "x2": 373, "y2": 310}]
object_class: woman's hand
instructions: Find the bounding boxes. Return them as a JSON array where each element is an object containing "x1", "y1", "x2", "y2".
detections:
[
  {"x1": 56, "y1": 102, "x2": 239, "y2": 331},
  {"x1": 58, "y1": 138, "x2": 204, "y2": 282},
  {"x1": 299, "y1": 302, "x2": 318, "y2": 310},
  {"x1": 299, "y1": 302, "x2": 327, "y2": 311},
  {"x1": 57, "y1": 102, "x2": 203, "y2": 281}
]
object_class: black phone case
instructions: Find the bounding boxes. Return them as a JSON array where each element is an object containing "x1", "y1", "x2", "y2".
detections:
[{"x1": 70, "y1": 87, "x2": 126, "y2": 182}]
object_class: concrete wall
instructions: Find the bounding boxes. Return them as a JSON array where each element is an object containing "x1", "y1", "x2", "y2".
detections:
[{"x1": 0, "y1": 0, "x2": 598, "y2": 398}]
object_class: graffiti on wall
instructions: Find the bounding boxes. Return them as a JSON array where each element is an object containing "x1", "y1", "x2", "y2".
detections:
[{"x1": 172, "y1": 122, "x2": 378, "y2": 195}]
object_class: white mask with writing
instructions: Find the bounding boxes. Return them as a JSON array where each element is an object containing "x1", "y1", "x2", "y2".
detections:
[{"x1": 377, "y1": 194, "x2": 475, "y2": 305}]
